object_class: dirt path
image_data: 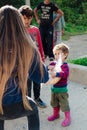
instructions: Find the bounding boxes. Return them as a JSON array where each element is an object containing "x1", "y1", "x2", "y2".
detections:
[
  {"x1": 5, "y1": 34, "x2": 87, "y2": 130},
  {"x1": 63, "y1": 34, "x2": 87, "y2": 59}
]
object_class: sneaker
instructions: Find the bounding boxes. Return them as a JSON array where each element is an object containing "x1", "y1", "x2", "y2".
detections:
[{"x1": 34, "y1": 98, "x2": 47, "y2": 108}]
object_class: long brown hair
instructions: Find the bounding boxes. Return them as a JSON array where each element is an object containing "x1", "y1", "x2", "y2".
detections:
[{"x1": 0, "y1": 5, "x2": 43, "y2": 114}]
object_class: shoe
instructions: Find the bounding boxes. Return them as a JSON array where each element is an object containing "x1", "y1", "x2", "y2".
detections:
[
  {"x1": 61, "y1": 111, "x2": 71, "y2": 127},
  {"x1": 48, "y1": 107, "x2": 60, "y2": 121},
  {"x1": 34, "y1": 98, "x2": 47, "y2": 108},
  {"x1": 48, "y1": 114, "x2": 59, "y2": 121}
]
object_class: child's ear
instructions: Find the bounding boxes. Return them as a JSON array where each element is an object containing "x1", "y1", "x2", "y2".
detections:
[{"x1": 65, "y1": 53, "x2": 68, "y2": 59}]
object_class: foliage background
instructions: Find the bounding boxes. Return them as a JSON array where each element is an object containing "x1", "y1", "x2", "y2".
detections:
[
  {"x1": 0, "y1": 0, "x2": 87, "y2": 37},
  {"x1": 31, "y1": 0, "x2": 87, "y2": 27}
]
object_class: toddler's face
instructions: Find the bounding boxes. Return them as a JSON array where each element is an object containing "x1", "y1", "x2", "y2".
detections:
[
  {"x1": 22, "y1": 15, "x2": 32, "y2": 28},
  {"x1": 53, "y1": 49, "x2": 66, "y2": 62}
]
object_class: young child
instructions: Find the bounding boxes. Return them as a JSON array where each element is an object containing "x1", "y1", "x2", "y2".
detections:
[
  {"x1": 47, "y1": 43, "x2": 71, "y2": 127},
  {"x1": 19, "y1": 5, "x2": 47, "y2": 108},
  {"x1": 19, "y1": 5, "x2": 45, "y2": 62}
]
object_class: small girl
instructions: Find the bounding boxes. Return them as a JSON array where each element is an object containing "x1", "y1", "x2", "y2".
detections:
[{"x1": 47, "y1": 43, "x2": 71, "y2": 127}]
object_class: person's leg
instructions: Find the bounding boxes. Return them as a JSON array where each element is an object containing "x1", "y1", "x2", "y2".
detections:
[
  {"x1": 39, "y1": 25, "x2": 48, "y2": 56},
  {"x1": 48, "y1": 93, "x2": 60, "y2": 121},
  {"x1": 46, "y1": 25, "x2": 54, "y2": 59},
  {"x1": 59, "y1": 93, "x2": 71, "y2": 127},
  {"x1": 26, "y1": 97, "x2": 40, "y2": 130},
  {"x1": 48, "y1": 107, "x2": 60, "y2": 121},
  {"x1": 27, "y1": 79, "x2": 32, "y2": 97},
  {"x1": 53, "y1": 30, "x2": 57, "y2": 46},
  {"x1": 33, "y1": 82, "x2": 40, "y2": 99},
  {"x1": 56, "y1": 31, "x2": 62, "y2": 44},
  {"x1": 0, "y1": 120, "x2": 4, "y2": 130},
  {"x1": 2, "y1": 97, "x2": 40, "y2": 130},
  {"x1": 27, "y1": 110, "x2": 40, "y2": 130},
  {"x1": 33, "y1": 82, "x2": 47, "y2": 108},
  {"x1": 61, "y1": 111, "x2": 71, "y2": 127}
]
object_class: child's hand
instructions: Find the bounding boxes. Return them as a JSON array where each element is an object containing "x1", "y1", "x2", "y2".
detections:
[
  {"x1": 48, "y1": 65, "x2": 55, "y2": 71},
  {"x1": 50, "y1": 71, "x2": 56, "y2": 78}
]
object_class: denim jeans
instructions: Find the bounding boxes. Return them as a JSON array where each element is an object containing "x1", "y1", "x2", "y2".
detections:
[{"x1": 0, "y1": 97, "x2": 40, "y2": 130}]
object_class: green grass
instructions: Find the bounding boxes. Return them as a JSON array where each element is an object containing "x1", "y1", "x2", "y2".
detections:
[
  {"x1": 63, "y1": 23, "x2": 87, "y2": 41},
  {"x1": 32, "y1": 18, "x2": 87, "y2": 41},
  {"x1": 68, "y1": 57, "x2": 87, "y2": 66}
]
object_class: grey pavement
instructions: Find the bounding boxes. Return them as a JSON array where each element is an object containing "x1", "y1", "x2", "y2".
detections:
[
  {"x1": 5, "y1": 34, "x2": 87, "y2": 130},
  {"x1": 64, "y1": 34, "x2": 87, "y2": 60}
]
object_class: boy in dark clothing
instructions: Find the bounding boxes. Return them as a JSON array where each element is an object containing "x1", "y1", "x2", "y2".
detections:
[{"x1": 34, "y1": 0, "x2": 63, "y2": 61}]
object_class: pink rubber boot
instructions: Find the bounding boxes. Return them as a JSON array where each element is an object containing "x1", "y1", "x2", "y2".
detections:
[
  {"x1": 61, "y1": 111, "x2": 71, "y2": 127},
  {"x1": 48, "y1": 107, "x2": 60, "y2": 121}
]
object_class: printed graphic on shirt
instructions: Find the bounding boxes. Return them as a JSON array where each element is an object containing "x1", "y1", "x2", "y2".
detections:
[{"x1": 41, "y1": 6, "x2": 51, "y2": 20}]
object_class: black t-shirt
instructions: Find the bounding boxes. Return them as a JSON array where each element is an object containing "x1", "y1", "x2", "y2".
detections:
[{"x1": 37, "y1": 2, "x2": 59, "y2": 26}]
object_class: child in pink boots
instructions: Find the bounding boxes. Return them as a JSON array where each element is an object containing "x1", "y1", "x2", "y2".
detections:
[{"x1": 47, "y1": 43, "x2": 71, "y2": 127}]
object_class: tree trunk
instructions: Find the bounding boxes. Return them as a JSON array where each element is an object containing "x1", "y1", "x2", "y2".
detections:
[{"x1": 25, "y1": 0, "x2": 30, "y2": 6}]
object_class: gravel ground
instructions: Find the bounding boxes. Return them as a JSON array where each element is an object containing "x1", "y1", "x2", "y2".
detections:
[{"x1": 5, "y1": 34, "x2": 87, "y2": 130}]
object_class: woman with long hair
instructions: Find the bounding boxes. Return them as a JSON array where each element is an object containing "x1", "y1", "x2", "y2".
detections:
[{"x1": 0, "y1": 5, "x2": 48, "y2": 130}]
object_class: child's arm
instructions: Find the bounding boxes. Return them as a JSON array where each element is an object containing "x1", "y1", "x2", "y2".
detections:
[
  {"x1": 45, "y1": 77, "x2": 61, "y2": 85},
  {"x1": 36, "y1": 28, "x2": 45, "y2": 62},
  {"x1": 45, "y1": 63, "x2": 61, "y2": 85},
  {"x1": 48, "y1": 65, "x2": 55, "y2": 71}
]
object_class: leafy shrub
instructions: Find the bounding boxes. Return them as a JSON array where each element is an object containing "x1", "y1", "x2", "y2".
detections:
[{"x1": 0, "y1": 0, "x2": 25, "y2": 8}]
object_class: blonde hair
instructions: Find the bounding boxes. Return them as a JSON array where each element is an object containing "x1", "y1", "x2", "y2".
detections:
[
  {"x1": 53, "y1": 43, "x2": 69, "y2": 59},
  {"x1": 0, "y1": 5, "x2": 43, "y2": 114}
]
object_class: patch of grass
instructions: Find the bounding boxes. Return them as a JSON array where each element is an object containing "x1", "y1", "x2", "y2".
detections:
[
  {"x1": 62, "y1": 31, "x2": 71, "y2": 40},
  {"x1": 63, "y1": 23, "x2": 87, "y2": 41},
  {"x1": 32, "y1": 19, "x2": 87, "y2": 41},
  {"x1": 68, "y1": 57, "x2": 87, "y2": 66}
]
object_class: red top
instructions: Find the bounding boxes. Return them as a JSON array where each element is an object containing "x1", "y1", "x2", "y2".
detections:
[{"x1": 27, "y1": 25, "x2": 45, "y2": 62}]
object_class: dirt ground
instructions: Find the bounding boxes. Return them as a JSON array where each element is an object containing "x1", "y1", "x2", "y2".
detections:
[
  {"x1": 5, "y1": 34, "x2": 87, "y2": 130},
  {"x1": 63, "y1": 34, "x2": 87, "y2": 59}
]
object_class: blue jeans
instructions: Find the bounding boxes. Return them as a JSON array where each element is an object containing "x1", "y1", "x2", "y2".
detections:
[{"x1": 0, "y1": 98, "x2": 40, "y2": 130}]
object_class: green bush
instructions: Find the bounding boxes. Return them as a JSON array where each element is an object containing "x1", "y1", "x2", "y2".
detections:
[
  {"x1": 0, "y1": 0, "x2": 87, "y2": 37},
  {"x1": 0, "y1": 0, "x2": 25, "y2": 8}
]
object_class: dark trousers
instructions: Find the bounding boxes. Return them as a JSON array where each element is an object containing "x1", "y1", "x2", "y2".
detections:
[
  {"x1": 27, "y1": 79, "x2": 40, "y2": 99},
  {"x1": 39, "y1": 24, "x2": 54, "y2": 58},
  {"x1": 0, "y1": 98, "x2": 40, "y2": 130}
]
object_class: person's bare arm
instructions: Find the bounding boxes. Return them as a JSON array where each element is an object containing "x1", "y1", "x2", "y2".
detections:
[
  {"x1": 45, "y1": 77, "x2": 61, "y2": 85},
  {"x1": 34, "y1": 7, "x2": 40, "y2": 24},
  {"x1": 52, "y1": 9, "x2": 64, "y2": 25}
]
